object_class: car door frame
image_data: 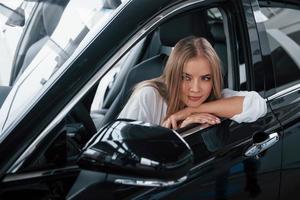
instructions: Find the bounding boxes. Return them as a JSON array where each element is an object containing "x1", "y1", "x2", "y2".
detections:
[
  {"x1": 255, "y1": 0, "x2": 300, "y2": 199},
  {"x1": 131, "y1": 0, "x2": 284, "y2": 199},
  {"x1": 0, "y1": 0, "x2": 193, "y2": 182}
]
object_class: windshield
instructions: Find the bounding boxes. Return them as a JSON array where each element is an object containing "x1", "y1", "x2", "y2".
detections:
[{"x1": 0, "y1": 0, "x2": 128, "y2": 138}]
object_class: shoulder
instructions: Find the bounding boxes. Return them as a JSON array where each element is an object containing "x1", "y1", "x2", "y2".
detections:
[{"x1": 134, "y1": 85, "x2": 162, "y2": 100}]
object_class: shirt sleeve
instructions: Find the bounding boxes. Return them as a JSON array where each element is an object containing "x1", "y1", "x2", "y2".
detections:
[
  {"x1": 118, "y1": 86, "x2": 165, "y2": 125},
  {"x1": 222, "y1": 89, "x2": 267, "y2": 123}
]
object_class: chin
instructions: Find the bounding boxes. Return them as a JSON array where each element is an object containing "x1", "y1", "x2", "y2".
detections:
[{"x1": 186, "y1": 102, "x2": 202, "y2": 108}]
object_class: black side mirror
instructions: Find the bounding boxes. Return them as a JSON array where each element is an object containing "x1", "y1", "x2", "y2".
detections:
[
  {"x1": 78, "y1": 119, "x2": 193, "y2": 187},
  {"x1": 0, "y1": 3, "x2": 25, "y2": 27}
]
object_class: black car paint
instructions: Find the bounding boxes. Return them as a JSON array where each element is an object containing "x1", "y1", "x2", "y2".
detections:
[
  {"x1": 0, "y1": 0, "x2": 299, "y2": 199},
  {"x1": 129, "y1": 115, "x2": 282, "y2": 199},
  {"x1": 268, "y1": 87, "x2": 300, "y2": 199},
  {"x1": 0, "y1": 0, "x2": 174, "y2": 178},
  {"x1": 77, "y1": 119, "x2": 193, "y2": 180}
]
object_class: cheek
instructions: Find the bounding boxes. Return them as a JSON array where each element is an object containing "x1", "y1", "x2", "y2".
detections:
[
  {"x1": 204, "y1": 82, "x2": 213, "y2": 95},
  {"x1": 181, "y1": 83, "x2": 187, "y2": 95},
  {"x1": 181, "y1": 82, "x2": 190, "y2": 96},
  {"x1": 180, "y1": 83, "x2": 189, "y2": 100}
]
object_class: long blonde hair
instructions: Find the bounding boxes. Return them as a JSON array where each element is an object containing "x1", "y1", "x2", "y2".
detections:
[{"x1": 134, "y1": 36, "x2": 223, "y2": 118}]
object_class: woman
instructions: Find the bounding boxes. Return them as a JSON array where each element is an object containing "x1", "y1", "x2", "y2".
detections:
[{"x1": 118, "y1": 36, "x2": 267, "y2": 129}]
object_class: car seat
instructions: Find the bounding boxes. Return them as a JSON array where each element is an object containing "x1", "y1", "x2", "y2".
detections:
[
  {"x1": 96, "y1": 11, "x2": 215, "y2": 129},
  {"x1": 15, "y1": 0, "x2": 121, "y2": 82},
  {"x1": 15, "y1": 0, "x2": 67, "y2": 81},
  {"x1": 209, "y1": 21, "x2": 228, "y2": 87}
]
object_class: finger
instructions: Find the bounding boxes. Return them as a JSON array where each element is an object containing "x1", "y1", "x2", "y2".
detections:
[
  {"x1": 180, "y1": 120, "x2": 187, "y2": 128},
  {"x1": 170, "y1": 109, "x2": 190, "y2": 121},
  {"x1": 180, "y1": 118, "x2": 190, "y2": 128},
  {"x1": 196, "y1": 118, "x2": 214, "y2": 125},
  {"x1": 171, "y1": 117, "x2": 178, "y2": 129},
  {"x1": 180, "y1": 117, "x2": 200, "y2": 128},
  {"x1": 197, "y1": 114, "x2": 220, "y2": 124},
  {"x1": 201, "y1": 113, "x2": 220, "y2": 121},
  {"x1": 198, "y1": 117, "x2": 217, "y2": 125},
  {"x1": 187, "y1": 116, "x2": 214, "y2": 125},
  {"x1": 162, "y1": 119, "x2": 171, "y2": 129}
]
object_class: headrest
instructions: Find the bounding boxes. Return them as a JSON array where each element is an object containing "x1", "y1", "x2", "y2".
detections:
[
  {"x1": 210, "y1": 22, "x2": 226, "y2": 42},
  {"x1": 42, "y1": 1, "x2": 65, "y2": 35},
  {"x1": 159, "y1": 12, "x2": 213, "y2": 47},
  {"x1": 121, "y1": 54, "x2": 166, "y2": 104}
]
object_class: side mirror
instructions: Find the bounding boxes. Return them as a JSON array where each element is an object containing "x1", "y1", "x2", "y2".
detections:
[
  {"x1": 0, "y1": 3, "x2": 25, "y2": 27},
  {"x1": 78, "y1": 119, "x2": 193, "y2": 187}
]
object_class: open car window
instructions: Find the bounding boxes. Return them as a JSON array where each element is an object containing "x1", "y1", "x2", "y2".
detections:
[{"x1": 7, "y1": 5, "x2": 233, "y2": 173}]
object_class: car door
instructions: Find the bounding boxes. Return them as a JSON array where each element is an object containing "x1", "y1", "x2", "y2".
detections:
[
  {"x1": 0, "y1": 0, "x2": 133, "y2": 198},
  {"x1": 0, "y1": 0, "x2": 284, "y2": 199},
  {"x1": 0, "y1": 0, "x2": 189, "y2": 199},
  {"x1": 256, "y1": 0, "x2": 300, "y2": 199},
  {"x1": 132, "y1": 0, "x2": 283, "y2": 199}
]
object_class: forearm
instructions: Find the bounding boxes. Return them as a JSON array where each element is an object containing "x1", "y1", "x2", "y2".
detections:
[{"x1": 191, "y1": 96, "x2": 245, "y2": 118}]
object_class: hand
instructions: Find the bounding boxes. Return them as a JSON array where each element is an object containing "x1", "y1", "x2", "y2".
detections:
[
  {"x1": 180, "y1": 113, "x2": 221, "y2": 128},
  {"x1": 162, "y1": 107, "x2": 192, "y2": 129}
]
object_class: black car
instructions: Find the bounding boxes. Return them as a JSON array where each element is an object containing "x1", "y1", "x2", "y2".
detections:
[{"x1": 0, "y1": 0, "x2": 299, "y2": 199}]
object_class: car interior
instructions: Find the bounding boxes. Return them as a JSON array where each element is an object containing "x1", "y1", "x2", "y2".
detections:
[
  {"x1": 0, "y1": 0, "x2": 68, "y2": 109},
  {"x1": 16, "y1": 5, "x2": 233, "y2": 172},
  {"x1": 11, "y1": 0, "x2": 70, "y2": 85},
  {"x1": 63, "y1": 6, "x2": 231, "y2": 165},
  {"x1": 91, "y1": 7, "x2": 229, "y2": 130},
  {"x1": 82, "y1": 7, "x2": 229, "y2": 143}
]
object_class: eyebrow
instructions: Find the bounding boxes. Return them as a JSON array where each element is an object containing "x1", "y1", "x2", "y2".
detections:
[
  {"x1": 182, "y1": 72, "x2": 211, "y2": 77},
  {"x1": 182, "y1": 72, "x2": 192, "y2": 77}
]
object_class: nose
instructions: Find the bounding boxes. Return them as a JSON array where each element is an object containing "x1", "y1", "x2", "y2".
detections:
[{"x1": 190, "y1": 79, "x2": 201, "y2": 92}]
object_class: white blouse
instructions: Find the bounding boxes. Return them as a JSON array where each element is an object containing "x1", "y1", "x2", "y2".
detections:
[{"x1": 118, "y1": 86, "x2": 267, "y2": 125}]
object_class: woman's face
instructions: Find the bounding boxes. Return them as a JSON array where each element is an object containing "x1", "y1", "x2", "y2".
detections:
[{"x1": 180, "y1": 56, "x2": 213, "y2": 108}]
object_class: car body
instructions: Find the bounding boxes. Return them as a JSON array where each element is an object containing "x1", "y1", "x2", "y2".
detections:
[{"x1": 0, "y1": 0, "x2": 299, "y2": 199}]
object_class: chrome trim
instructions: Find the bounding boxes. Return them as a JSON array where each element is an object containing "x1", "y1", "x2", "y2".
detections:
[
  {"x1": 267, "y1": 83, "x2": 300, "y2": 101},
  {"x1": 244, "y1": 132, "x2": 279, "y2": 157},
  {"x1": 8, "y1": 0, "x2": 206, "y2": 173},
  {"x1": 179, "y1": 126, "x2": 204, "y2": 138},
  {"x1": 114, "y1": 176, "x2": 187, "y2": 187},
  {"x1": 172, "y1": 129, "x2": 194, "y2": 152}
]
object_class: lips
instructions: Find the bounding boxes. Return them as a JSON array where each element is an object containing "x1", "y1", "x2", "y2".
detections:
[{"x1": 188, "y1": 96, "x2": 202, "y2": 101}]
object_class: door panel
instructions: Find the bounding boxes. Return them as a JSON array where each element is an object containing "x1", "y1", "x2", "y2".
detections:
[
  {"x1": 138, "y1": 109, "x2": 282, "y2": 200},
  {"x1": 257, "y1": 1, "x2": 300, "y2": 198},
  {"x1": 269, "y1": 86, "x2": 300, "y2": 199},
  {"x1": 133, "y1": 0, "x2": 282, "y2": 199}
]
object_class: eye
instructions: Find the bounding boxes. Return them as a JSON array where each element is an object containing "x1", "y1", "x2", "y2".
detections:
[
  {"x1": 202, "y1": 76, "x2": 211, "y2": 81},
  {"x1": 182, "y1": 74, "x2": 191, "y2": 81}
]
